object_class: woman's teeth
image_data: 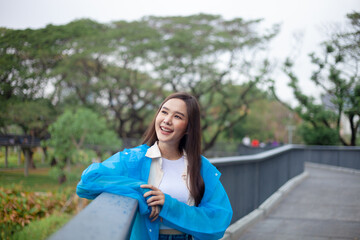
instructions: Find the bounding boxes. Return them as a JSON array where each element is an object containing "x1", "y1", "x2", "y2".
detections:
[{"x1": 161, "y1": 127, "x2": 172, "y2": 132}]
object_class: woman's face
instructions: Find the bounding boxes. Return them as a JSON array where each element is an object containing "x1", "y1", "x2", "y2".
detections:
[{"x1": 155, "y1": 98, "x2": 188, "y2": 147}]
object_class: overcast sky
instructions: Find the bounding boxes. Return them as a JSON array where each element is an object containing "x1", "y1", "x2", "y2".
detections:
[{"x1": 1, "y1": 0, "x2": 359, "y2": 104}]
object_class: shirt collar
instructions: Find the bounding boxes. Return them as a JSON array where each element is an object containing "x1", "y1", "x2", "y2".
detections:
[
  {"x1": 145, "y1": 141, "x2": 162, "y2": 158},
  {"x1": 145, "y1": 141, "x2": 187, "y2": 160}
]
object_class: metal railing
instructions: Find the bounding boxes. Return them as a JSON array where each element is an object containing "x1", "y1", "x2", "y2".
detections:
[
  {"x1": 211, "y1": 144, "x2": 360, "y2": 223},
  {"x1": 49, "y1": 144, "x2": 360, "y2": 239},
  {"x1": 211, "y1": 144, "x2": 305, "y2": 222}
]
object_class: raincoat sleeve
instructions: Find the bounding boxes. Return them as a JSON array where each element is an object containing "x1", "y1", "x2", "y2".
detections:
[
  {"x1": 76, "y1": 150, "x2": 151, "y2": 215},
  {"x1": 159, "y1": 158, "x2": 233, "y2": 240}
]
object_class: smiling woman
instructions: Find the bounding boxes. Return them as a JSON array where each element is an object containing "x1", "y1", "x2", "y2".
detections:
[{"x1": 76, "y1": 92, "x2": 233, "y2": 240}]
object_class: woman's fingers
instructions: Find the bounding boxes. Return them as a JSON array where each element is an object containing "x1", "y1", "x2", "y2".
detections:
[
  {"x1": 140, "y1": 184, "x2": 156, "y2": 190},
  {"x1": 149, "y1": 205, "x2": 160, "y2": 222},
  {"x1": 149, "y1": 205, "x2": 157, "y2": 218},
  {"x1": 151, "y1": 214, "x2": 159, "y2": 222},
  {"x1": 141, "y1": 184, "x2": 164, "y2": 221},
  {"x1": 141, "y1": 184, "x2": 160, "y2": 197},
  {"x1": 143, "y1": 190, "x2": 161, "y2": 198},
  {"x1": 141, "y1": 184, "x2": 165, "y2": 206},
  {"x1": 147, "y1": 195, "x2": 165, "y2": 206}
]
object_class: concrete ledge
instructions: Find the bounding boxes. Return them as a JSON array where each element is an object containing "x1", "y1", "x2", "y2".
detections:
[
  {"x1": 261, "y1": 171, "x2": 309, "y2": 215},
  {"x1": 258, "y1": 191, "x2": 283, "y2": 216},
  {"x1": 221, "y1": 171, "x2": 309, "y2": 240},
  {"x1": 279, "y1": 171, "x2": 309, "y2": 196},
  {"x1": 222, "y1": 209, "x2": 264, "y2": 240}
]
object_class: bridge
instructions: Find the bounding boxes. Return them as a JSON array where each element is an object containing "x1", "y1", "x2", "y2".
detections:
[
  {"x1": 0, "y1": 134, "x2": 42, "y2": 147},
  {"x1": 234, "y1": 162, "x2": 360, "y2": 239},
  {"x1": 49, "y1": 145, "x2": 360, "y2": 240}
]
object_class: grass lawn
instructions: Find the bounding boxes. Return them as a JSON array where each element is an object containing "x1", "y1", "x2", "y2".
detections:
[
  {"x1": 0, "y1": 146, "x2": 88, "y2": 192},
  {"x1": 0, "y1": 166, "x2": 85, "y2": 192}
]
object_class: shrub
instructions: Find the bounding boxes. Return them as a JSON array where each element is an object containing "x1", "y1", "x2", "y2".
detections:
[
  {"x1": 0, "y1": 186, "x2": 88, "y2": 240},
  {"x1": 298, "y1": 123, "x2": 339, "y2": 145}
]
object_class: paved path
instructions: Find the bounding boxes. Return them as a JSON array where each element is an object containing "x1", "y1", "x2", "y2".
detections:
[{"x1": 238, "y1": 163, "x2": 360, "y2": 240}]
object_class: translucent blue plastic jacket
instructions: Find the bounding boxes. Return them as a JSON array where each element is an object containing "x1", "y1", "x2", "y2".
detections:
[{"x1": 76, "y1": 144, "x2": 233, "y2": 240}]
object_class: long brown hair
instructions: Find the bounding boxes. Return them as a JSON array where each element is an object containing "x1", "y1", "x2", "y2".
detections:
[{"x1": 142, "y1": 92, "x2": 205, "y2": 206}]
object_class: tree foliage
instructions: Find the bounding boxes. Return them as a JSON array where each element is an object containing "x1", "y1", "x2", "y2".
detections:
[
  {"x1": 143, "y1": 15, "x2": 279, "y2": 149},
  {"x1": 47, "y1": 108, "x2": 120, "y2": 164},
  {"x1": 272, "y1": 12, "x2": 359, "y2": 145},
  {"x1": 298, "y1": 123, "x2": 339, "y2": 145},
  {"x1": 1, "y1": 14, "x2": 279, "y2": 153},
  {"x1": 225, "y1": 97, "x2": 302, "y2": 144}
]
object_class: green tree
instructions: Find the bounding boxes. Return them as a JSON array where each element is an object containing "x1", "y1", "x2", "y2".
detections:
[
  {"x1": 5, "y1": 98, "x2": 57, "y2": 166},
  {"x1": 272, "y1": 12, "x2": 359, "y2": 145},
  {"x1": 144, "y1": 14, "x2": 279, "y2": 150},
  {"x1": 226, "y1": 97, "x2": 302, "y2": 144},
  {"x1": 1, "y1": 15, "x2": 280, "y2": 152},
  {"x1": 47, "y1": 107, "x2": 120, "y2": 183},
  {"x1": 48, "y1": 19, "x2": 163, "y2": 140},
  {"x1": 0, "y1": 23, "x2": 85, "y2": 171},
  {"x1": 298, "y1": 123, "x2": 339, "y2": 145},
  {"x1": 46, "y1": 15, "x2": 279, "y2": 150}
]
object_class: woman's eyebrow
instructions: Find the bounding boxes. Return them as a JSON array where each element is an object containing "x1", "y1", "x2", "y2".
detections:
[{"x1": 162, "y1": 106, "x2": 186, "y2": 117}]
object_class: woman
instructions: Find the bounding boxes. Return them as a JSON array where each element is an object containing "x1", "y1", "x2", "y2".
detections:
[{"x1": 77, "y1": 92, "x2": 233, "y2": 240}]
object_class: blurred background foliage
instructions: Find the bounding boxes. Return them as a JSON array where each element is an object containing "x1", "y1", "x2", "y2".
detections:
[
  {"x1": 0, "y1": 14, "x2": 282, "y2": 151},
  {"x1": 1, "y1": 13, "x2": 358, "y2": 153}
]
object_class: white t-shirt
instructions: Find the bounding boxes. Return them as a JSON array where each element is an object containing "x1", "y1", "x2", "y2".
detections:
[{"x1": 158, "y1": 156, "x2": 190, "y2": 229}]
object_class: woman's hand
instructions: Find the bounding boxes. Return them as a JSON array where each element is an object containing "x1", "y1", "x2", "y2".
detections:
[{"x1": 141, "y1": 184, "x2": 165, "y2": 222}]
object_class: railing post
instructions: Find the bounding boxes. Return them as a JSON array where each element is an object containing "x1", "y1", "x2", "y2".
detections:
[
  {"x1": 255, "y1": 161, "x2": 259, "y2": 208},
  {"x1": 49, "y1": 192, "x2": 138, "y2": 240}
]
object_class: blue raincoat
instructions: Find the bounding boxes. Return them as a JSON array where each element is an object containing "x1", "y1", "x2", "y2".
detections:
[{"x1": 76, "y1": 144, "x2": 233, "y2": 240}]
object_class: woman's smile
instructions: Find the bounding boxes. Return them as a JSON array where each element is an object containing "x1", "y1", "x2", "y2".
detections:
[{"x1": 159, "y1": 126, "x2": 173, "y2": 134}]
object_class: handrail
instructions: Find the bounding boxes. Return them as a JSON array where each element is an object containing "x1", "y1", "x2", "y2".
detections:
[
  {"x1": 210, "y1": 144, "x2": 360, "y2": 165},
  {"x1": 48, "y1": 192, "x2": 138, "y2": 240},
  {"x1": 210, "y1": 144, "x2": 298, "y2": 165}
]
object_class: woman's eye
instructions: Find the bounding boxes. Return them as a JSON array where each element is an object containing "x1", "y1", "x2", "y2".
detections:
[
  {"x1": 175, "y1": 115, "x2": 182, "y2": 119},
  {"x1": 161, "y1": 110, "x2": 167, "y2": 115}
]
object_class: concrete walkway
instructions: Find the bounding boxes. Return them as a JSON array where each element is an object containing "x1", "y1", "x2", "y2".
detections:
[{"x1": 238, "y1": 163, "x2": 360, "y2": 240}]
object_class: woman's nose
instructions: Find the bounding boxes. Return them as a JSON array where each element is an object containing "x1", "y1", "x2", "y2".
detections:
[{"x1": 163, "y1": 116, "x2": 172, "y2": 124}]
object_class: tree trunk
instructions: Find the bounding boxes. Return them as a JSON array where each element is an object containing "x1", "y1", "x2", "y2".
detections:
[
  {"x1": 50, "y1": 157, "x2": 57, "y2": 166},
  {"x1": 24, "y1": 148, "x2": 30, "y2": 177},
  {"x1": 5, "y1": 146, "x2": 8, "y2": 168},
  {"x1": 349, "y1": 114, "x2": 357, "y2": 146},
  {"x1": 23, "y1": 147, "x2": 36, "y2": 177},
  {"x1": 58, "y1": 173, "x2": 67, "y2": 184},
  {"x1": 41, "y1": 146, "x2": 48, "y2": 164},
  {"x1": 17, "y1": 146, "x2": 21, "y2": 166},
  {"x1": 29, "y1": 148, "x2": 36, "y2": 169}
]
